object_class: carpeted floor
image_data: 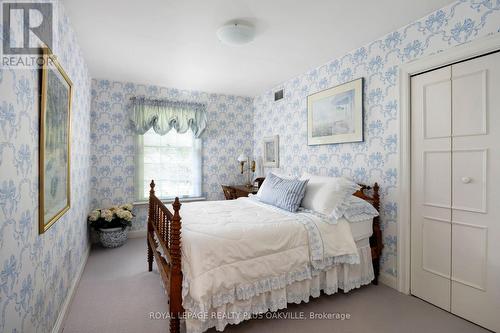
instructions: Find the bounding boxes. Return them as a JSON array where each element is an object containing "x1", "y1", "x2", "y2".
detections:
[{"x1": 62, "y1": 237, "x2": 488, "y2": 333}]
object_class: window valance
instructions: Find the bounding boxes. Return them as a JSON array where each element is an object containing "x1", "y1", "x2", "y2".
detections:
[{"x1": 129, "y1": 97, "x2": 207, "y2": 137}]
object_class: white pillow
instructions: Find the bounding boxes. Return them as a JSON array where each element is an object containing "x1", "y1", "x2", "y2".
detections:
[
  {"x1": 342, "y1": 196, "x2": 379, "y2": 222},
  {"x1": 300, "y1": 173, "x2": 360, "y2": 218}
]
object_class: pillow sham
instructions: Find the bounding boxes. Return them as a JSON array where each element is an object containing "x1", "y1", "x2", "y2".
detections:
[
  {"x1": 255, "y1": 172, "x2": 297, "y2": 197},
  {"x1": 300, "y1": 173, "x2": 360, "y2": 218},
  {"x1": 258, "y1": 173, "x2": 308, "y2": 212},
  {"x1": 342, "y1": 196, "x2": 379, "y2": 222}
]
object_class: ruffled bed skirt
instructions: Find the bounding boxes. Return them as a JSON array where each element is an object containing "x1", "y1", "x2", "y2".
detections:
[{"x1": 183, "y1": 242, "x2": 374, "y2": 333}]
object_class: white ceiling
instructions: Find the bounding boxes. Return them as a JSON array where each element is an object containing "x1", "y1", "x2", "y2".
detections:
[{"x1": 63, "y1": 0, "x2": 454, "y2": 97}]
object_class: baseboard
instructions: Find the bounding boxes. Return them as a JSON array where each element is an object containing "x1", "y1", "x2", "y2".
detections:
[
  {"x1": 51, "y1": 246, "x2": 90, "y2": 333},
  {"x1": 378, "y1": 272, "x2": 398, "y2": 290},
  {"x1": 128, "y1": 230, "x2": 146, "y2": 238}
]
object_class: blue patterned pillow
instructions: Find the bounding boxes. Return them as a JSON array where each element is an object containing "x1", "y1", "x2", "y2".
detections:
[{"x1": 258, "y1": 173, "x2": 309, "y2": 212}]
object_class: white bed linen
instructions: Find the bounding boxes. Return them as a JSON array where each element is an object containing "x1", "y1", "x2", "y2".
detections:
[
  {"x1": 176, "y1": 197, "x2": 359, "y2": 316},
  {"x1": 350, "y1": 218, "x2": 373, "y2": 241},
  {"x1": 182, "y1": 239, "x2": 374, "y2": 333}
]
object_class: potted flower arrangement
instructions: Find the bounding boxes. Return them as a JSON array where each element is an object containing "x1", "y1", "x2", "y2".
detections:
[{"x1": 88, "y1": 203, "x2": 134, "y2": 248}]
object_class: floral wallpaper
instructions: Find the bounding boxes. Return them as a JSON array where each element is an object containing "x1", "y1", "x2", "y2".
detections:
[
  {"x1": 90, "y1": 80, "x2": 253, "y2": 230},
  {"x1": 0, "y1": 4, "x2": 92, "y2": 333},
  {"x1": 1, "y1": 2, "x2": 500, "y2": 332},
  {"x1": 253, "y1": 0, "x2": 500, "y2": 282}
]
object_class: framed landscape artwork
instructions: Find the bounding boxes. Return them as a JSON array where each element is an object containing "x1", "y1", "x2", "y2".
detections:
[
  {"x1": 263, "y1": 135, "x2": 279, "y2": 167},
  {"x1": 307, "y1": 78, "x2": 363, "y2": 145},
  {"x1": 39, "y1": 48, "x2": 73, "y2": 234}
]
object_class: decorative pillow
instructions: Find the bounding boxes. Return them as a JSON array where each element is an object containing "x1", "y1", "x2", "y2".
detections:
[
  {"x1": 255, "y1": 172, "x2": 297, "y2": 197},
  {"x1": 342, "y1": 196, "x2": 379, "y2": 222},
  {"x1": 258, "y1": 173, "x2": 309, "y2": 212},
  {"x1": 300, "y1": 173, "x2": 360, "y2": 218}
]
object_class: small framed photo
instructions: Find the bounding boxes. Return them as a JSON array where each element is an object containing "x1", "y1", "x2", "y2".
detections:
[
  {"x1": 307, "y1": 78, "x2": 363, "y2": 145},
  {"x1": 262, "y1": 135, "x2": 279, "y2": 168}
]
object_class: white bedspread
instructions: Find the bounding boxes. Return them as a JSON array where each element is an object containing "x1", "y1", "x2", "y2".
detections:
[{"x1": 176, "y1": 197, "x2": 359, "y2": 314}]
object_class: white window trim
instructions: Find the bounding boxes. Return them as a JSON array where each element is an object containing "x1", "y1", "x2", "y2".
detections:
[{"x1": 133, "y1": 196, "x2": 206, "y2": 206}]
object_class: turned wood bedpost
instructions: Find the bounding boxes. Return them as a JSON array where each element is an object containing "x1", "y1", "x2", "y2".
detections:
[
  {"x1": 147, "y1": 180, "x2": 155, "y2": 272},
  {"x1": 371, "y1": 182, "x2": 383, "y2": 285},
  {"x1": 170, "y1": 197, "x2": 183, "y2": 333}
]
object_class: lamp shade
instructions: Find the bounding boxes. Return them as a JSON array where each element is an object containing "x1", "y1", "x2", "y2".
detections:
[{"x1": 237, "y1": 154, "x2": 248, "y2": 162}]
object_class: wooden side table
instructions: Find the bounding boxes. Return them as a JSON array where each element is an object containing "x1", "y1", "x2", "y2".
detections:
[{"x1": 221, "y1": 185, "x2": 258, "y2": 199}]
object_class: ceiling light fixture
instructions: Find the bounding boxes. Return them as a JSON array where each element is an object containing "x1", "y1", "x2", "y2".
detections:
[{"x1": 216, "y1": 22, "x2": 255, "y2": 46}]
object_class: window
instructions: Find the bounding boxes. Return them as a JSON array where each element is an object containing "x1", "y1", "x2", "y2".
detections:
[{"x1": 135, "y1": 128, "x2": 202, "y2": 201}]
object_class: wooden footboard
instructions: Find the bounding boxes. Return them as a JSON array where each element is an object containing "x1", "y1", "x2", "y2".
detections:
[
  {"x1": 147, "y1": 181, "x2": 183, "y2": 333},
  {"x1": 147, "y1": 180, "x2": 382, "y2": 333}
]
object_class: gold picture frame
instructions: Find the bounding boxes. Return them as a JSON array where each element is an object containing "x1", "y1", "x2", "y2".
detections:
[
  {"x1": 39, "y1": 47, "x2": 73, "y2": 234},
  {"x1": 307, "y1": 78, "x2": 363, "y2": 145}
]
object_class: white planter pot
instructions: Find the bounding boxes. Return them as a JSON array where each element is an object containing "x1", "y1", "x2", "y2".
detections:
[{"x1": 97, "y1": 227, "x2": 129, "y2": 248}]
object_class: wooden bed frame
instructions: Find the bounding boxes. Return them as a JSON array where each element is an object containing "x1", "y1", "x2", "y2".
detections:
[{"x1": 147, "y1": 180, "x2": 383, "y2": 333}]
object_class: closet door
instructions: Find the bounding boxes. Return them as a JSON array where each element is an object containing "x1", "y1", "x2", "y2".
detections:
[
  {"x1": 410, "y1": 66, "x2": 452, "y2": 311},
  {"x1": 451, "y1": 52, "x2": 500, "y2": 332}
]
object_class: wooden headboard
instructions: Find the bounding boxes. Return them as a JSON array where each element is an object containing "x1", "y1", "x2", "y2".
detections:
[
  {"x1": 353, "y1": 183, "x2": 379, "y2": 209},
  {"x1": 354, "y1": 183, "x2": 383, "y2": 285}
]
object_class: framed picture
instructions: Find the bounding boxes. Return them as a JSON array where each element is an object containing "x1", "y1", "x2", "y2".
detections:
[
  {"x1": 39, "y1": 48, "x2": 73, "y2": 234},
  {"x1": 307, "y1": 78, "x2": 363, "y2": 145},
  {"x1": 262, "y1": 135, "x2": 279, "y2": 168}
]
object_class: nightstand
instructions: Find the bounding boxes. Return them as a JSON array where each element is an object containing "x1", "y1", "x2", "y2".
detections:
[
  {"x1": 221, "y1": 178, "x2": 265, "y2": 200},
  {"x1": 221, "y1": 185, "x2": 258, "y2": 200}
]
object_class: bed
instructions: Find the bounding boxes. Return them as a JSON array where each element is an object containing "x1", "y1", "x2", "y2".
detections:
[{"x1": 147, "y1": 180, "x2": 382, "y2": 333}]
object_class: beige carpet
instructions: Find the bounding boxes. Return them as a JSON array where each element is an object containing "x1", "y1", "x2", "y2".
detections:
[{"x1": 62, "y1": 238, "x2": 488, "y2": 333}]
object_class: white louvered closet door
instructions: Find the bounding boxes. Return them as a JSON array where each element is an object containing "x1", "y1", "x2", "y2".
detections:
[{"x1": 411, "y1": 51, "x2": 500, "y2": 332}]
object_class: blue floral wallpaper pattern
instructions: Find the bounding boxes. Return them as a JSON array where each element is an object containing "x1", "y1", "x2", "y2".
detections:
[
  {"x1": 253, "y1": 0, "x2": 500, "y2": 282},
  {"x1": 90, "y1": 80, "x2": 254, "y2": 230},
  {"x1": 0, "y1": 4, "x2": 92, "y2": 333},
  {"x1": 1, "y1": 1, "x2": 500, "y2": 332}
]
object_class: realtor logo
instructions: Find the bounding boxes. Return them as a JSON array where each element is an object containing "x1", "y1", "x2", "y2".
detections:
[
  {"x1": 2, "y1": 1, "x2": 53, "y2": 54},
  {"x1": 1, "y1": 0, "x2": 56, "y2": 67}
]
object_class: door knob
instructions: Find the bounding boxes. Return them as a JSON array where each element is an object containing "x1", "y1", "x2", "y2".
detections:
[{"x1": 461, "y1": 177, "x2": 472, "y2": 184}]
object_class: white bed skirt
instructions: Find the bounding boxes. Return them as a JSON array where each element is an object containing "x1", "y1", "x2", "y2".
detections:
[{"x1": 183, "y1": 241, "x2": 374, "y2": 333}]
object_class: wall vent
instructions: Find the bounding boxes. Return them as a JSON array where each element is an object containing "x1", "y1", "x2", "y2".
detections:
[{"x1": 274, "y1": 89, "x2": 284, "y2": 102}]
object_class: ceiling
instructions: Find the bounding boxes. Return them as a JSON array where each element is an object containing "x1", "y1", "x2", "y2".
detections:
[{"x1": 63, "y1": 0, "x2": 454, "y2": 97}]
